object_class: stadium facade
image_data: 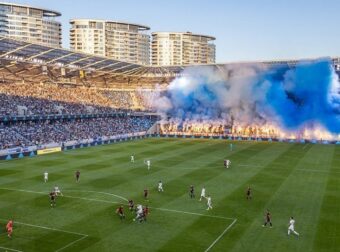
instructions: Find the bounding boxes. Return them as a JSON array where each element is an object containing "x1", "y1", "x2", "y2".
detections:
[
  {"x1": 70, "y1": 19, "x2": 150, "y2": 66},
  {"x1": 0, "y1": 2, "x2": 61, "y2": 48},
  {"x1": 151, "y1": 32, "x2": 216, "y2": 66}
]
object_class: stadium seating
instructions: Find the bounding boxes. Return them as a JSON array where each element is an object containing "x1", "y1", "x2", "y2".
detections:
[
  {"x1": 0, "y1": 117, "x2": 156, "y2": 150},
  {"x1": 0, "y1": 82, "x2": 157, "y2": 117},
  {"x1": 0, "y1": 82, "x2": 159, "y2": 150}
]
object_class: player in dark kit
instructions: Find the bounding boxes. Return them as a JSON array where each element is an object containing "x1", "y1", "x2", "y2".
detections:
[
  {"x1": 49, "y1": 191, "x2": 56, "y2": 207},
  {"x1": 189, "y1": 185, "x2": 195, "y2": 198},
  {"x1": 116, "y1": 206, "x2": 125, "y2": 220},
  {"x1": 263, "y1": 210, "x2": 272, "y2": 227},
  {"x1": 6, "y1": 220, "x2": 13, "y2": 238},
  {"x1": 128, "y1": 200, "x2": 134, "y2": 211},
  {"x1": 75, "y1": 170, "x2": 80, "y2": 182},
  {"x1": 224, "y1": 160, "x2": 227, "y2": 168},
  {"x1": 246, "y1": 186, "x2": 252, "y2": 200},
  {"x1": 144, "y1": 189, "x2": 148, "y2": 200},
  {"x1": 143, "y1": 206, "x2": 149, "y2": 221}
]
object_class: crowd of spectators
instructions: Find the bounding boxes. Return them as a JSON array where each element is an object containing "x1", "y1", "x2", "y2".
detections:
[
  {"x1": 0, "y1": 117, "x2": 156, "y2": 150},
  {"x1": 0, "y1": 82, "x2": 157, "y2": 116},
  {"x1": 0, "y1": 82, "x2": 159, "y2": 151},
  {"x1": 100, "y1": 90, "x2": 134, "y2": 109}
]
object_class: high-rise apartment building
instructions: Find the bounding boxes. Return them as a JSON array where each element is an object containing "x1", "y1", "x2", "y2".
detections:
[
  {"x1": 151, "y1": 32, "x2": 215, "y2": 66},
  {"x1": 0, "y1": 2, "x2": 61, "y2": 47},
  {"x1": 70, "y1": 19, "x2": 150, "y2": 65}
]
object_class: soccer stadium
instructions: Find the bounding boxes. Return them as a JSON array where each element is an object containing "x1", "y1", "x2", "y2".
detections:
[{"x1": 1, "y1": 1, "x2": 340, "y2": 252}]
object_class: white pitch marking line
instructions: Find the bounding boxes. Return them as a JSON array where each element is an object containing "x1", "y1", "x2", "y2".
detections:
[
  {"x1": 63, "y1": 194, "x2": 121, "y2": 205},
  {"x1": 0, "y1": 188, "x2": 123, "y2": 205},
  {"x1": 0, "y1": 188, "x2": 234, "y2": 221},
  {"x1": 204, "y1": 218, "x2": 237, "y2": 252},
  {"x1": 55, "y1": 235, "x2": 88, "y2": 252},
  {"x1": 0, "y1": 219, "x2": 87, "y2": 237},
  {"x1": 295, "y1": 168, "x2": 336, "y2": 174},
  {"x1": 237, "y1": 164, "x2": 262, "y2": 167},
  {"x1": 0, "y1": 218, "x2": 88, "y2": 252},
  {"x1": 0, "y1": 188, "x2": 46, "y2": 195},
  {"x1": 65, "y1": 189, "x2": 128, "y2": 202},
  {"x1": 237, "y1": 166, "x2": 338, "y2": 174},
  {"x1": 0, "y1": 187, "x2": 128, "y2": 203},
  {"x1": 0, "y1": 246, "x2": 23, "y2": 252},
  {"x1": 154, "y1": 207, "x2": 235, "y2": 220}
]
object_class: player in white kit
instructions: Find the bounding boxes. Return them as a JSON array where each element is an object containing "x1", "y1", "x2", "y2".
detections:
[
  {"x1": 288, "y1": 217, "x2": 299, "y2": 236},
  {"x1": 200, "y1": 187, "x2": 206, "y2": 201},
  {"x1": 44, "y1": 171, "x2": 48, "y2": 183},
  {"x1": 226, "y1": 159, "x2": 231, "y2": 168},
  {"x1": 134, "y1": 204, "x2": 144, "y2": 222},
  {"x1": 158, "y1": 181, "x2": 164, "y2": 192},
  {"x1": 54, "y1": 185, "x2": 63, "y2": 196},
  {"x1": 206, "y1": 195, "x2": 213, "y2": 210},
  {"x1": 146, "y1": 160, "x2": 151, "y2": 170},
  {"x1": 131, "y1": 155, "x2": 134, "y2": 163}
]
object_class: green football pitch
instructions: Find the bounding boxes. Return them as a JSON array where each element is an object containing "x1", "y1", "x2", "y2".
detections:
[{"x1": 0, "y1": 138, "x2": 339, "y2": 252}]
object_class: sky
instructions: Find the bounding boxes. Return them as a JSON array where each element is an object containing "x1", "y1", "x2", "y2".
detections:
[{"x1": 5, "y1": 0, "x2": 340, "y2": 63}]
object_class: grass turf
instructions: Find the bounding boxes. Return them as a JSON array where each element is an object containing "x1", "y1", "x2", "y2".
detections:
[{"x1": 0, "y1": 138, "x2": 339, "y2": 252}]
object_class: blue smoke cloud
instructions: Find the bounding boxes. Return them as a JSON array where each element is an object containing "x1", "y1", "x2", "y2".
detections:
[
  {"x1": 261, "y1": 59, "x2": 340, "y2": 132},
  {"x1": 154, "y1": 58, "x2": 340, "y2": 134}
]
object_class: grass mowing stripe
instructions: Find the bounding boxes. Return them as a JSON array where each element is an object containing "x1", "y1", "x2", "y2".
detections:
[
  {"x1": 64, "y1": 190, "x2": 129, "y2": 202},
  {"x1": 204, "y1": 218, "x2": 238, "y2": 252},
  {"x1": 0, "y1": 187, "x2": 234, "y2": 221},
  {"x1": 0, "y1": 217, "x2": 88, "y2": 252},
  {"x1": 312, "y1": 146, "x2": 340, "y2": 251},
  {"x1": 230, "y1": 144, "x2": 334, "y2": 252},
  {"x1": 112, "y1": 141, "x2": 258, "y2": 210},
  {"x1": 0, "y1": 218, "x2": 88, "y2": 237},
  {"x1": 55, "y1": 235, "x2": 89, "y2": 252},
  {"x1": 156, "y1": 143, "x2": 274, "y2": 251},
  {"x1": 0, "y1": 139, "x2": 337, "y2": 251},
  {"x1": 76, "y1": 140, "x2": 228, "y2": 192},
  {"x1": 211, "y1": 144, "x2": 313, "y2": 251},
  {"x1": 0, "y1": 140, "x2": 190, "y2": 190},
  {"x1": 159, "y1": 142, "x2": 270, "y2": 204}
]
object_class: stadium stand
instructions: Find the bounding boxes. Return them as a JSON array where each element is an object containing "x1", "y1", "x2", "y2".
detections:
[
  {"x1": 0, "y1": 82, "x2": 160, "y2": 116},
  {"x1": 0, "y1": 36, "x2": 339, "y2": 153},
  {"x1": 0, "y1": 116, "x2": 156, "y2": 150}
]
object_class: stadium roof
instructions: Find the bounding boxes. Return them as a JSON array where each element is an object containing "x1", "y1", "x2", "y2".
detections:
[
  {"x1": 0, "y1": 36, "x2": 147, "y2": 75},
  {"x1": 0, "y1": 36, "x2": 338, "y2": 79},
  {"x1": 0, "y1": 36, "x2": 191, "y2": 78}
]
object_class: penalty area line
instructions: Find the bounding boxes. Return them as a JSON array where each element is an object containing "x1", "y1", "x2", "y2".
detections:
[
  {"x1": 64, "y1": 189, "x2": 128, "y2": 202},
  {"x1": 55, "y1": 235, "x2": 88, "y2": 252},
  {"x1": 0, "y1": 188, "x2": 234, "y2": 221},
  {"x1": 0, "y1": 187, "x2": 235, "y2": 220},
  {"x1": 0, "y1": 218, "x2": 88, "y2": 252},
  {"x1": 302, "y1": 143, "x2": 309, "y2": 150},
  {"x1": 0, "y1": 246, "x2": 23, "y2": 252},
  {"x1": 153, "y1": 207, "x2": 235, "y2": 220},
  {"x1": 204, "y1": 218, "x2": 237, "y2": 252},
  {"x1": 0, "y1": 218, "x2": 87, "y2": 237}
]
